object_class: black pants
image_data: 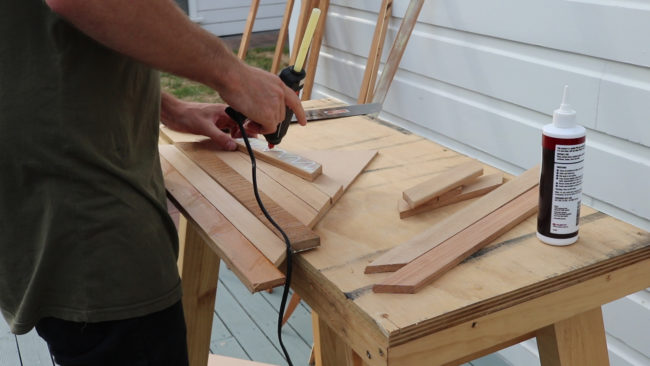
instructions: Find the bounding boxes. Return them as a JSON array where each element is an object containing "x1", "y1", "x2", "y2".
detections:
[{"x1": 35, "y1": 301, "x2": 189, "y2": 366}]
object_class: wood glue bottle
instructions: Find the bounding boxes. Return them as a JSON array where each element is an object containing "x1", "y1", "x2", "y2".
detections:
[{"x1": 537, "y1": 86, "x2": 586, "y2": 246}]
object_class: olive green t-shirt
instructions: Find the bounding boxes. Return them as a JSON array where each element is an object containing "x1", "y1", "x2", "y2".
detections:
[{"x1": 0, "y1": 3, "x2": 182, "y2": 334}]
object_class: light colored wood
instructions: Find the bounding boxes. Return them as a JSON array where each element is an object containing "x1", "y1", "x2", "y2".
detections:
[
  {"x1": 236, "y1": 138, "x2": 322, "y2": 181},
  {"x1": 160, "y1": 145, "x2": 287, "y2": 266},
  {"x1": 161, "y1": 157, "x2": 285, "y2": 292},
  {"x1": 216, "y1": 148, "x2": 320, "y2": 228},
  {"x1": 159, "y1": 124, "x2": 204, "y2": 143},
  {"x1": 302, "y1": 0, "x2": 329, "y2": 100},
  {"x1": 315, "y1": 311, "x2": 362, "y2": 366},
  {"x1": 357, "y1": 0, "x2": 393, "y2": 104},
  {"x1": 365, "y1": 164, "x2": 540, "y2": 273},
  {"x1": 181, "y1": 221, "x2": 220, "y2": 366},
  {"x1": 402, "y1": 161, "x2": 483, "y2": 208},
  {"x1": 282, "y1": 293, "x2": 302, "y2": 326},
  {"x1": 176, "y1": 141, "x2": 320, "y2": 252},
  {"x1": 399, "y1": 173, "x2": 504, "y2": 219},
  {"x1": 537, "y1": 307, "x2": 610, "y2": 366},
  {"x1": 375, "y1": 187, "x2": 539, "y2": 294},
  {"x1": 385, "y1": 258, "x2": 650, "y2": 365},
  {"x1": 271, "y1": 0, "x2": 295, "y2": 74},
  {"x1": 238, "y1": 0, "x2": 261, "y2": 60},
  {"x1": 290, "y1": 0, "x2": 313, "y2": 65},
  {"x1": 208, "y1": 354, "x2": 278, "y2": 366}
]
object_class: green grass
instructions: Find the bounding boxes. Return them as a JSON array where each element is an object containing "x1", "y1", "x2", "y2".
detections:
[{"x1": 161, "y1": 45, "x2": 290, "y2": 104}]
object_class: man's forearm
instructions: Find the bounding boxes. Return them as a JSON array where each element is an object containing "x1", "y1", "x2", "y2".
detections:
[{"x1": 45, "y1": 0, "x2": 239, "y2": 92}]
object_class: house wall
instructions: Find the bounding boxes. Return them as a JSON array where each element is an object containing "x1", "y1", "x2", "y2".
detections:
[
  {"x1": 289, "y1": 0, "x2": 650, "y2": 364},
  {"x1": 193, "y1": 0, "x2": 286, "y2": 37}
]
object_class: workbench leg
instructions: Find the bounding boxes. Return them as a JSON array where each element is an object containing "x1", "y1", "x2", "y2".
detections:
[
  {"x1": 536, "y1": 307, "x2": 610, "y2": 366},
  {"x1": 180, "y1": 221, "x2": 221, "y2": 366},
  {"x1": 312, "y1": 312, "x2": 364, "y2": 366}
]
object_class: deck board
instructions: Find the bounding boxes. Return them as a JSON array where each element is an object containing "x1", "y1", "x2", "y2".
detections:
[{"x1": 15, "y1": 330, "x2": 53, "y2": 366}]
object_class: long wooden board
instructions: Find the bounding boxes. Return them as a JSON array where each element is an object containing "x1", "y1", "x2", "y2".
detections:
[
  {"x1": 398, "y1": 173, "x2": 504, "y2": 219},
  {"x1": 374, "y1": 186, "x2": 539, "y2": 293},
  {"x1": 161, "y1": 157, "x2": 285, "y2": 292},
  {"x1": 358, "y1": 0, "x2": 393, "y2": 104},
  {"x1": 402, "y1": 161, "x2": 483, "y2": 208},
  {"x1": 365, "y1": 165, "x2": 540, "y2": 273},
  {"x1": 159, "y1": 145, "x2": 288, "y2": 266},
  {"x1": 236, "y1": 138, "x2": 322, "y2": 181},
  {"x1": 176, "y1": 141, "x2": 320, "y2": 252}
]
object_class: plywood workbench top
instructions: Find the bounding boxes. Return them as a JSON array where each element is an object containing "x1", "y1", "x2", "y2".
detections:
[{"x1": 280, "y1": 99, "x2": 650, "y2": 366}]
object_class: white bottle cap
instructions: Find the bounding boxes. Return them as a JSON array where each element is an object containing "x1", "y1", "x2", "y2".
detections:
[{"x1": 553, "y1": 85, "x2": 577, "y2": 129}]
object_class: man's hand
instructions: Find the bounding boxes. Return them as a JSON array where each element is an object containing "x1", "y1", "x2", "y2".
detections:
[
  {"x1": 218, "y1": 63, "x2": 307, "y2": 134},
  {"x1": 161, "y1": 92, "x2": 260, "y2": 151}
]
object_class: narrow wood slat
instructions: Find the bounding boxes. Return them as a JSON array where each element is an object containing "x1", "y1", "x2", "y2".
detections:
[
  {"x1": 357, "y1": 0, "x2": 393, "y2": 104},
  {"x1": 290, "y1": 0, "x2": 313, "y2": 65},
  {"x1": 271, "y1": 0, "x2": 295, "y2": 74},
  {"x1": 236, "y1": 138, "x2": 322, "y2": 181},
  {"x1": 374, "y1": 187, "x2": 539, "y2": 294},
  {"x1": 399, "y1": 173, "x2": 504, "y2": 219},
  {"x1": 238, "y1": 0, "x2": 261, "y2": 60},
  {"x1": 159, "y1": 145, "x2": 287, "y2": 266},
  {"x1": 301, "y1": 0, "x2": 329, "y2": 101},
  {"x1": 176, "y1": 141, "x2": 320, "y2": 252},
  {"x1": 208, "y1": 354, "x2": 279, "y2": 366},
  {"x1": 402, "y1": 161, "x2": 483, "y2": 208},
  {"x1": 161, "y1": 157, "x2": 284, "y2": 292},
  {"x1": 365, "y1": 165, "x2": 540, "y2": 273}
]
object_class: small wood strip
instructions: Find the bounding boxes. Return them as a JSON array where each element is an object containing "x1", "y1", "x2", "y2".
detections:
[
  {"x1": 402, "y1": 161, "x2": 483, "y2": 208},
  {"x1": 208, "y1": 354, "x2": 278, "y2": 366},
  {"x1": 357, "y1": 0, "x2": 393, "y2": 104},
  {"x1": 237, "y1": 0, "x2": 261, "y2": 60},
  {"x1": 374, "y1": 186, "x2": 539, "y2": 294},
  {"x1": 399, "y1": 173, "x2": 504, "y2": 219},
  {"x1": 271, "y1": 0, "x2": 295, "y2": 74},
  {"x1": 160, "y1": 157, "x2": 284, "y2": 292},
  {"x1": 176, "y1": 141, "x2": 320, "y2": 252},
  {"x1": 366, "y1": 165, "x2": 540, "y2": 273},
  {"x1": 159, "y1": 145, "x2": 287, "y2": 267},
  {"x1": 235, "y1": 138, "x2": 322, "y2": 181}
]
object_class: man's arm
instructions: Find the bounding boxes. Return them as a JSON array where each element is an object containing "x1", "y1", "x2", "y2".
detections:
[{"x1": 45, "y1": 0, "x2": 306, "y2": 131}]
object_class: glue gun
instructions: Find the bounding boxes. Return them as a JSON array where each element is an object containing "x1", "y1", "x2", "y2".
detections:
[{"x1": 225, "y1": 65, "x2": 305, "y2": 148}]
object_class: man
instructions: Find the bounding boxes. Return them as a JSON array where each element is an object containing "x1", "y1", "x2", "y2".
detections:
[{"x1": 0, "y1": 0, "x2": 306, "y2": 364}]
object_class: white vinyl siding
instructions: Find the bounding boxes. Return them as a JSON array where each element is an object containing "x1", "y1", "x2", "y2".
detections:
[
  {"x1": 289, "y1": 0, "x2": 650, "y2": 364},
  {"x1": 195, "y1": 0, "x2": 285, "y2": 36}
]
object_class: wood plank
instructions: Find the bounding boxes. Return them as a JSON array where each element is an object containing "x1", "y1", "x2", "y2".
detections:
[
  {"x1": 398, "y1": 173, "x2": 504, "y2": 218},
  {"x1": 537, "y1": 307, "x2": 610, "y2": 366},
  {"x1": 290, "y1": 0, "x2": 312, "y2": 65},
  {"x1": 181, "y1": 221, "x2": 220, "y2": 366},
  {"x1": 314, "y1": 312, "x2": 362, "y2": 366},
  {"x1": 208, "y1": 354, "x2": 278, "y2": 366},
  {"x1": 215, "y1": 148, "x2": 320, "y2": 228},
  {"x1": 365, "y1": 165, "x2": 540, "y2": 273},
  {"x1": 0, "y1": 318, "x2": 20, "y2": 366},
  {"x1": 161, "y1": 157, "x2": 284, "y2": 292},
  {"x1": 302, "y1": 0, "x2": 329, "y2": 100},
  {"x1": 160, "y1": 145, "x2": 288, "y2": 267},
  {"x1": 271, "y1": 0, "x2": 295, "y2": 74},
  {"x1": 402, "y1": 161, "x2": 483, "y2": 208},
  {"x1": 176, "y1": 141, "x2": 320, "y2": 252},
  {"x1": 237, "y1": 0, "x2": 261, "y2": 60},
  {"x1": 16, "y1": 330, "x2": 54, "y2": 366},
  {"x1": 357, "y1": 0, "x2": 393, "y2": 104},
  {"x1": 236, "y1": 138, "x2": 322, "y2": 181},
  {"x1": 374, "y1": 187, "x2": 539, "y2": 294}
]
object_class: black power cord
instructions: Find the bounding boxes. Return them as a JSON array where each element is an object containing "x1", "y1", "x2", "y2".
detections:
[{"x1": 234, "y1": 119, "x2": 295, "y2": 366}]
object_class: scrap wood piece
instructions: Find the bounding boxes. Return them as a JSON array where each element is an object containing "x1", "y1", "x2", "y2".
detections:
[
  {"x1": 374, "y1": 187, "x2": 539, "y2": 294},
  {"x1": 365, "y1": 165, "x2": 540, "y2": 273},
  {"x1": 160, "y1": 157, "x2": 285, "y2": 292},
  {"x1": 402, "y1": 161, "x2": 484, "y2": 208},
  {"x1": 159, "y1": 145, "x2": 288, "y2": 266},
  {"x1": 399, "y1": 173, "x2": 504, "y2": 219},
  {"x1": 235, "y1": 138, "x2": 322, "y2": 181},
  {"x1": 176, "y1": 141, "x2": 320, "y2": 252}
]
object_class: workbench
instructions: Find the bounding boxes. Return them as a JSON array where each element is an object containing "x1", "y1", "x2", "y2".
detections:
[{"x1": 162, "y1": 99, "x2": 650, "y2": 366}]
